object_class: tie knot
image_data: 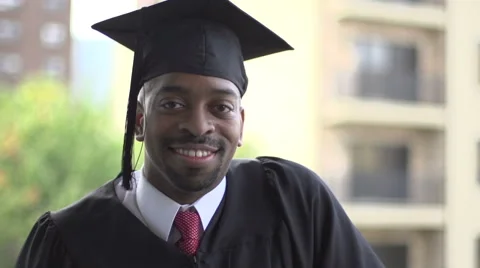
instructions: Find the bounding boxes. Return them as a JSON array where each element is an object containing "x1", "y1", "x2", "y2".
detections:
[
  {"x1": 174, "y1": 210, "x2": 202, "y2": 238},
  {"x1": 173, "y1": 210, "x2": 202, "y2": 255}
]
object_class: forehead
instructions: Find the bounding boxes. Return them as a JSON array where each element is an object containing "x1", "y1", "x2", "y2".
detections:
[{"x1": 145, "y1": 72, "x2": 240, "y2": 97}]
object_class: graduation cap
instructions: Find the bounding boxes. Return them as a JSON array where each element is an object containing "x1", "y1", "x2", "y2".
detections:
[{"x1": 91, "y1": 0, "x2": 293, "y2": 190}]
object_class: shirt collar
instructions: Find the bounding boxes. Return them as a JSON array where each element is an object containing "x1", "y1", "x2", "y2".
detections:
[{"x1": 135, "y1": 169, "x2": 226, "y2": 241}]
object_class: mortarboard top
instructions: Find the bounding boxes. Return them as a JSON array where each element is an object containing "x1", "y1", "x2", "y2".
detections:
[
  {"x1": 91, "y1": 0, "x2": 293, "y2": 96},
  {"x1": 90, "y1": 0, "x2": 293, "y2": 189}
]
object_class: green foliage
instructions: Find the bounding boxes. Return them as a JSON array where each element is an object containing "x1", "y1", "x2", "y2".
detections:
[
  {"x1": 0, "y1": 76, "x2": 122, "y2": 267},
  {"x1": 234, "y1": 140, "x2": 259, "y2": 159}
]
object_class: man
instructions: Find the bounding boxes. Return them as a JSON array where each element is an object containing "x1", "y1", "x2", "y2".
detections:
[{"x1": 16, "y1": 0, "x2": 385, "y2": 267}]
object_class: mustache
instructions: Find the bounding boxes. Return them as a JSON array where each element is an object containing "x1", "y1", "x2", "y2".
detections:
[{"x1": 165, "y1": 135, "x2": 225, "y2": 148}]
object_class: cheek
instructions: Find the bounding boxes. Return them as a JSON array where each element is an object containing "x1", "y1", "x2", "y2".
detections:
[
  {"x1": 143, "y1": 121, "x2": 164, "y2": 145},
  {"x1": 222, "y1": 123, "x2": 243, "y2": 144},
  {"x1": 144, "y1": 114, "x2": 167, "y2": 135}
]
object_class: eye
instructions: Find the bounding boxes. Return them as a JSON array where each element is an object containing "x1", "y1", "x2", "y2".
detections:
[
  {"x1": 160, "y1": 101, "x2": 185, "y2": 110},
  {"x1": 214, "y1": 104, "x2": 234, "y2": 113}
]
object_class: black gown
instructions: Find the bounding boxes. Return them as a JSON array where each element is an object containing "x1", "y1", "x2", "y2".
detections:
[{"x1": 15, "y1": 157, "x2": 385, "y2": 268}]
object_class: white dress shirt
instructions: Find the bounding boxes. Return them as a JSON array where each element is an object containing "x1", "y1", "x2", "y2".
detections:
[{"x1": 115, "y1": 169, "x2": 226, "y2": 243}]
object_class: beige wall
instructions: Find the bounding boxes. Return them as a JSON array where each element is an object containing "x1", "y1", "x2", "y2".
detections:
[
  {"x1": 445, "y1": 1, "x2": 480, "y2": 267},
  {"x1": 231, "y1": 0, "x2": 323, "y2": 170}
]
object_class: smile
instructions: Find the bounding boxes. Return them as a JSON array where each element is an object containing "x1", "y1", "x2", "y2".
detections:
[{"x1": 174, "y1": 148, "x2": 215, "y2": 158}]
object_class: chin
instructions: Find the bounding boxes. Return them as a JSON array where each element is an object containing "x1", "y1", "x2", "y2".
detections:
[
  {"x1": 166, "y1": 165, "x2": 223, "y2": 193},
  {"x1": 172, "y1": 177, "x2": 218, "y2": 193}
]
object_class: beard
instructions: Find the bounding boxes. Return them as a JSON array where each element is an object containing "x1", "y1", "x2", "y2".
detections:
[
  {"x1": 156, "y1": 134, "x2": 228, "y2": 193},
  {"x1": 163, "y1": 158, "x2": 225, "y2": 192}
]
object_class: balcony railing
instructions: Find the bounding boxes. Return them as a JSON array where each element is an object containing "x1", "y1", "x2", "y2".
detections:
[
  {"x1": 350, "y1": 172, "x2": 409, "y2": 201},
  {"x1": 336, "y1": 71, "x2": 445, "y2": 104},
  {"x1": 326, "y1": 174, "x2": 444, "y2": 204}
]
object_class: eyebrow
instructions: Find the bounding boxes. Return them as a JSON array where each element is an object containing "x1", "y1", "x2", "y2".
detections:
[{"x1": 156, "y1": 85, "x2": 240, "y2": 98}]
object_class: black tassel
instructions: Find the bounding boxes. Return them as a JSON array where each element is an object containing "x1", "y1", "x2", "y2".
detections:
[{"x1": 121, "y1": 7, "x2": 146, "y2": 190}]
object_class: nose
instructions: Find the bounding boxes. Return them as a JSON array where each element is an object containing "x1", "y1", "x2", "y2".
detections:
[{"x1": 178, "y1": 109, "x2": 215, "y2": 137}]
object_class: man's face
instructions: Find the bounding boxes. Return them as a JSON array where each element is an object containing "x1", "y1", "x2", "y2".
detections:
[{"x1": 136, "y1": 72, "x2": 244, "y2": 194}]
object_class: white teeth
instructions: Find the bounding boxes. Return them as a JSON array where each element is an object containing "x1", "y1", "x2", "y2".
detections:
[{"x1": 175, "y1": 149, "x2": 213, "y2": 158}]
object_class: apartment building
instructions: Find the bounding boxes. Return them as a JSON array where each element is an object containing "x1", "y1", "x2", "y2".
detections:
[
  {"x1": 0, "y1": 0, "x2": 71, "y2": 85},
  {"x1": 314, "y1": 0, "x2": 480, "y2": 267}
]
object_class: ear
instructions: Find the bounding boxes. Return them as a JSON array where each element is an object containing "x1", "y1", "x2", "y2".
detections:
[
  {"x1": 135, "y1": 101, "x2": 145, "y2": 142},
  {"x1": 237, "y1": 107, "x2": 245, "y2": 147}
]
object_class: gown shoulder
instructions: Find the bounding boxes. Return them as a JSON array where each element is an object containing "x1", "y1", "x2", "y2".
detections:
[{"x1": 16, "y1": 212, "x2": 76, "y2": 268}]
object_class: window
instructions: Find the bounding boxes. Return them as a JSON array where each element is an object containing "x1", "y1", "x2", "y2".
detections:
[
  {"x1": 0, "y1": 0, "x2": 23, "y2": 11},
  {"x1": 354, "y1": 37, "x2": 418, "y2": 101},
  {"x1": 372, "y1": 244, "x2": 408, "y2": 268},
  {"x1": 43, "y1": 0, "x2": 67, "y2": 11},
  {"x1": 44, "y1": 56, "x2": 65, "y2": 78},
  {"x1": 40, "y1": 22, "x2": 67, "y2": 48},
  {"x1": 351, "y1": 144, "x2": 409, "y2": 202},
  {"x1": 355, "y1": 38, "x2": 390, "y2": 74},
  {"x1": 0, "y1": 20, "x2": 21, "y2": 42},
  {"x1": 0, "y1": 53, "x2": 22, "y2": 74}
]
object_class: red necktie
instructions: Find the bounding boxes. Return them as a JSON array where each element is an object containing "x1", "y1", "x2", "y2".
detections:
[{"x1": 173, "y1": 210, "x2": 202, "y2": 256}]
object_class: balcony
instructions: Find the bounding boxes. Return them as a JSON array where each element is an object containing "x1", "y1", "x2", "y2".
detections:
[
  {"x1": 325, "y1": 174, "x2": 445, "y2": 229},
  {"x1": 324, "y1": 72, "x2": 446, "y2": 130},
  {"x1": 333, "y1": 0, "x2": 445, "y2": 30},
  {"x1": 346, "y1": 174, "x2": 444, "y2": 204}
]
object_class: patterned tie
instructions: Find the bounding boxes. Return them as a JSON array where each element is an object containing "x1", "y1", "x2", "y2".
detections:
[{"x1": 173, "y1": 210, "x2": 202, "y2": 256}]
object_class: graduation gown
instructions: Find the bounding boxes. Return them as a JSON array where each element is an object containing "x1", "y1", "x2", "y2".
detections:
[{"x1": 15, "y1": 157, "x2": 385, "y2": 268}]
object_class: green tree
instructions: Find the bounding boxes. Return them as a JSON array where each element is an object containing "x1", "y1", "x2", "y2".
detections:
[
  {"x1": 234, "y1": 139, "x2": 260, "y2": 159},
  {"x1": 0, "y1": 77, "x2": 122, "y2": 267}
]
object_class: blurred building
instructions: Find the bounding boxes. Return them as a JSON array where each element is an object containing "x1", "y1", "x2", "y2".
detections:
[
  {"x1": 317, "y1": 1, "x2": 446, "y2": 268},
  {"x1": 0, "y1": 0, "x2": 71, "y2": 85},
  {"x1": 314, "y1": 0, "x2": 480, "y2": 267}
]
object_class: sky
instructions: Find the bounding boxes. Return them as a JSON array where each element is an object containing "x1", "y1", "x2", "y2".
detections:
[
  {"x1": 70, "y1": 0, "x2": 137, "y2": 41},
  {"x1": 69, "y1": 0, "x2": 139, "y2": 103}
]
